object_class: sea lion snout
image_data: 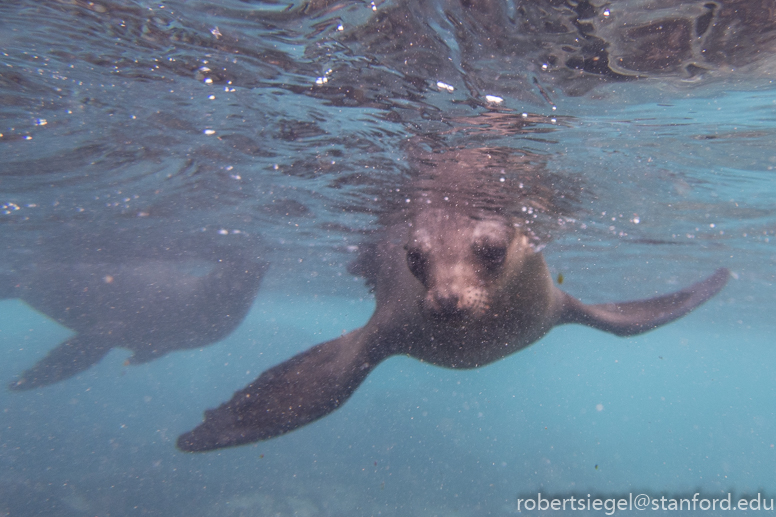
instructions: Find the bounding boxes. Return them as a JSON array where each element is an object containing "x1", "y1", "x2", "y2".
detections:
[
  {"x1": 406, "y1": 210, "x2": 516, "y2": 321},
  {"x1": 406, "y1": 239, "x2": 492, "y2": 320},
  {"x1": 424, "y1": 290, "x2": 466, "y2": 320},
  {"x1": 423, "y1": 286, "x2": 490, "y2": 321},
  {"x1": 409, "y1": 249, "x2": 493, "y2": 320},
  {"x1": 432, "y1": 292, "x2": 461, "y2": 315}
]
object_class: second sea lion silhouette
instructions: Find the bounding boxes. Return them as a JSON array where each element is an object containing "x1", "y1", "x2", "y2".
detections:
[
  {"x1": 177, "y1": 146, "x2": 729, "y2": 452},
  {"x1": 5, "y1": 252, "x2": 268, "y2": 391}
]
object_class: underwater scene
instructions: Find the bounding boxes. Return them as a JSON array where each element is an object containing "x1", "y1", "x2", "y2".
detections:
[{"x1": 2, "y1": 0, "x2": 776, "y2": 515}]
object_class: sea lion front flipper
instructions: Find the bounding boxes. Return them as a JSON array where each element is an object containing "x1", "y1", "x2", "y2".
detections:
[
  {"x1": 8, "y1": 334, "x2": 111, "y2": 391},
  {"x1": 558, "y1": 268, "x2": 729, "y2": 337},
  {"x1": 177, "y1": 328, "x2": 384, "y2": 452}
]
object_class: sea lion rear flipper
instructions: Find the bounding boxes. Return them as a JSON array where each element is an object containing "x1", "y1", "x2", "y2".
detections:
[
  {"x1": 558, "y1": 268, "x2": 729, "y2": 337},
  {"x1": 177, "y1": 328, "x2": 382, "y2": 452},
  {"x1": 8, "y1": 335, "x2": 111, "y2": 391}
]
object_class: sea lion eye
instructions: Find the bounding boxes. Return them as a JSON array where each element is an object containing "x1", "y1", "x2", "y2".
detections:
[
  {"x1": 474, "y1": 242, "x2": 506, "y2": 271},
  {"x1": 405, "y1": 246, "x2": 428, "y2": 284}
]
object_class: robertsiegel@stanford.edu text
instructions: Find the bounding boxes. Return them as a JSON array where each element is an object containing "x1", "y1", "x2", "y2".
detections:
[{"x1": 516, "y1": 492, "x2": 773, "y2": 514}]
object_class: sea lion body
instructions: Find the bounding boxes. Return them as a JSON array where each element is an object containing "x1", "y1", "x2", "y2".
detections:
[
  {"x1": 177, "y1": 204, "x2": 729, "y2": 452},
  {"x1": 5, "y1": 256, "x2": 268, "y2": 390}
]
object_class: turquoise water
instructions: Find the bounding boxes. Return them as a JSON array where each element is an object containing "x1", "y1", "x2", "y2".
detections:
[
  {"x1": 1, "y1": 290, "x2": 769, "y2": 516},
  {"x1": 2, "y1": 0, "x2": 776, "y2": 515}
]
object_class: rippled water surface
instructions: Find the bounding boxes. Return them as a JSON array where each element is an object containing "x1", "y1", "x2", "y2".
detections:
[{"x1": 2, "y1": 0, "x2": 776, "y2": 515}]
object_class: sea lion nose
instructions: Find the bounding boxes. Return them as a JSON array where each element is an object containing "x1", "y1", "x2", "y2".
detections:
[{"x1": 435, "y1": 293, "x2": 460, "y2": 315}]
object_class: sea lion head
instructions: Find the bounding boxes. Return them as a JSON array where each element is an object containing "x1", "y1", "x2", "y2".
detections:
[{"x1": 404, "y1": 208, "x2": 532, "y2": 323}]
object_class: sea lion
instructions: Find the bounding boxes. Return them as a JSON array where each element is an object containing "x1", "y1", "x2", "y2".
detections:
[
  {"x1": 177, "y1": 204, "x2": 728, "y2": 452},
  {"x1": 5, "y1": 254, "x2": 268, "y2": 390}
]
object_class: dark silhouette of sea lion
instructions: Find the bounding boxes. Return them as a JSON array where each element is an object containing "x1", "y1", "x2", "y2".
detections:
[
  {"x1": 177, "y1": 169, "x2": 729, "y2": 451},
  {"x1": 4, "y1": 254, "x2": 268, "y2": 390}
]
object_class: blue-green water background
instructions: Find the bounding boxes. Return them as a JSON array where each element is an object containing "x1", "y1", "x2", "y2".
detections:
[{"x1": 2, "y1": 0, "x2": 776, "y2": 515}]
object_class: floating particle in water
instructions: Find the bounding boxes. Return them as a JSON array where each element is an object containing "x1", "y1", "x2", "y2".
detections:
[{"x1": 485, "y1": 95, "x2": 503, "y2": 105}]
